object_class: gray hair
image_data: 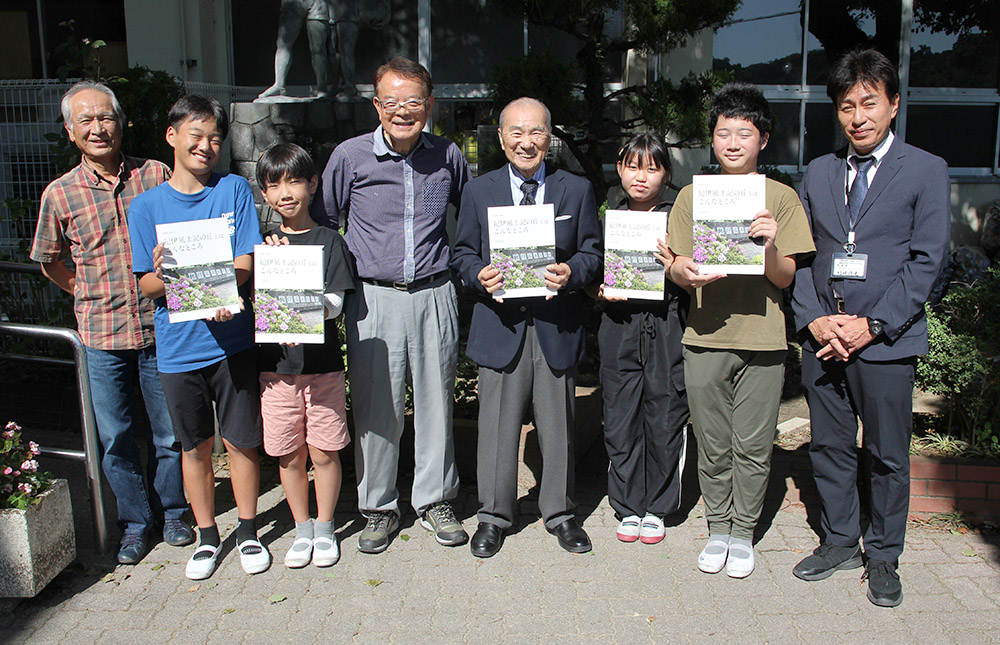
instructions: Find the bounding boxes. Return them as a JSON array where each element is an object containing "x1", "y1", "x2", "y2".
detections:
[
  {"x1": 499, "y1": 97, "x2": 551, "y2": 132},
  {"x1": 60, "y1": 80, "x2": 125, "y2": 127}
]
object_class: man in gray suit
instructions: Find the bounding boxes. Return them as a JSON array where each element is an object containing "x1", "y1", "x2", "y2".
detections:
[{"x1": 790, "y1": 48, "x2": 951, "y2": 607}]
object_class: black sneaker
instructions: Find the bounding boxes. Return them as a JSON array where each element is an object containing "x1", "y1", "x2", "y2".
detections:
[
  {"x1": 863, "y1": 559, "x2": 903, "y2": 607},
  {"x1": 792, "y1": 543, "x2": 863, "y2": 581}
]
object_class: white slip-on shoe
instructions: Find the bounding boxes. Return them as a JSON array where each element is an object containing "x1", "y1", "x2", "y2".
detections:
[
  {"x1": 726, "y1": 542, "x2": 755, "y2": 578},
  {"x1": 616, "y1": 516, "x2": 641, "y2": 542},
  {"x1": 639, "y1": 515, "x2": 666, "y2": 544},
  {"x1": 698, "y1": 535, "x2": 730, "y2": 574},
  {"x1": 312, "y1": 535, "x2": 340, "y2": 567},
  {"x1": 284, "y1": 537, "x2": 313, "y2": 568},
  {"x1": 238, "y1": 539, "x2": 272, "y2": 575},
  {"x1": 185, "y1": 544, "x2": 220, "y2": 580}
]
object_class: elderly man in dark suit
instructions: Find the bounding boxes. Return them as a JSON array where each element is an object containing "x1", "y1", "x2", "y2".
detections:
[
  {"x1": 452, "y1": 96, "x2": 602, "y2": 557},
  {"x1": 790, "y1": 49, "x2": 951, "y2": 607}
]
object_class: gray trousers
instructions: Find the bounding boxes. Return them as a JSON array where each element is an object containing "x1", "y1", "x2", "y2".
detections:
[
  {"x1": 477, "y1": 324, "x2": 577, "y2": 530},
  {"x1": 345, "y1": 276, "x2": 460, "y2": 516},
  {"x1": 683, "y1": 346, "x2": 784, "y2": 540}
]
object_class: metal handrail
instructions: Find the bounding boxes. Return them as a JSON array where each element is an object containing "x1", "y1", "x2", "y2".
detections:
[{"x1": 0, "y1": 321, "x2": 110, "y2": 555}]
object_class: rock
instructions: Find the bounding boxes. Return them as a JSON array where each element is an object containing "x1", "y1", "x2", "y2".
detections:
[
  {"x1": 927, "y1": 252, "x2": 954, "y2": 307},
  {"x1": 308, "y1": 100, "x2": 335, "y2": 130},
  {"x1": 981, "y1": 201, "x2": 1000, "y2": 261},
  {"x1": 229, "y1": 123, "x2": 255, "y2": 162},
  {"x1": 269, "y1": 103, "x2": 305, "y2": 129},
  {"x1": 252, "y1": 120, "x2": 280, "y2": 157},
  {"x1": 231, "y1": 102, "x2": 270, "y2": 125}
]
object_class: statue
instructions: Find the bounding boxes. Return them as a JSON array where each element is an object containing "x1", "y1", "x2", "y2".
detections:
[
  {"x1": 258, "y1": 0, "x2": 332, "y2": 99},
  {"x1": 329, "y1": 0, "x2": 391, "y2": 96}
]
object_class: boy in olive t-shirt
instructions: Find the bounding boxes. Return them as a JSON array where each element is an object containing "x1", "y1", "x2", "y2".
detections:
[{"x1": 667, "y1": 83, "x2": 815, "y2": 579}]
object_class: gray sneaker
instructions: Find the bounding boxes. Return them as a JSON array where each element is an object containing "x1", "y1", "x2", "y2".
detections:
[
  {"x1": 358, "y1": 511, "x2": 399, "y2": 554},
  {"x1": 420, "y1": 501, "x2": 469, "y2": 546}
]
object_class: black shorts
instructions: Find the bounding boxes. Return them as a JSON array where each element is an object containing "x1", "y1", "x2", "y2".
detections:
[{"x1": 159, "y1": 349, "x2": 263, "y2": 452}]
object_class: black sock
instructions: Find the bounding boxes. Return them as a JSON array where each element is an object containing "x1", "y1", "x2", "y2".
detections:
[
  {"x1": 193, "y1": 525, "x2": 220, "y2": 561},
  {"x1": 237, "y1": 517, "x2": 261, "y2": 553}
]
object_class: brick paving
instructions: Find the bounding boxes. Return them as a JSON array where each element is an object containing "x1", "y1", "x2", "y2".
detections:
[{"x1": 4, "y1": 400, "x2": 1000, "y2": 644}]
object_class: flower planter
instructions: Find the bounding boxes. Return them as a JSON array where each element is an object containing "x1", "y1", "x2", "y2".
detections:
[{"x1": 0, "y1": 478, "x2": 75, "y2": 597}]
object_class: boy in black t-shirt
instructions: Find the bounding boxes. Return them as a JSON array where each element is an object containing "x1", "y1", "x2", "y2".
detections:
[{"x1": 256, "y1": 143, "x2": 354, "y2": 568}]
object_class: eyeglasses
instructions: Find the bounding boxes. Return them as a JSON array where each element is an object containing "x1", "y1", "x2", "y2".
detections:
[{"x1": 374, "y1": 98, "x2": 429, "y2": 114}]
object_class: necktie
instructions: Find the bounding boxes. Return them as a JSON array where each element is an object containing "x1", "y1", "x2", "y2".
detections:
[
  {"x1": 847, "y1": 155, "x2": 875, "y2": 228},
  {"x1": 520, "y1": 179, "x2": 538, "y2": 205}
]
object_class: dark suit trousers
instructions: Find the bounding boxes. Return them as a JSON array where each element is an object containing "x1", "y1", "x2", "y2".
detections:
[
  {"x1": 802, "y1": 351, "x2": 915, "y2": 562},
  {"x1": 476, "y1": 322, "x2": 577, "y2": 530},
  {"x1": 599, "y1": 309, "x2": 689, "y2": 519}
]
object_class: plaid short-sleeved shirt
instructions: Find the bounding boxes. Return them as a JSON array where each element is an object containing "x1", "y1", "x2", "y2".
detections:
[{"x1": 30, "y1": 155, "x2": 169, "y2": 350}]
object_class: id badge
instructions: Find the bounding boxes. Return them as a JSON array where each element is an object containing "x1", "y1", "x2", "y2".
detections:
[{"x1": 831, "y1": 253, "x2": 868, "y2": 279}]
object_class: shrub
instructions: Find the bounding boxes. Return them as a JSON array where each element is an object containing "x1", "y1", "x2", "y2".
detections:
[
  {"x1": 1, "y1": 422, "x2": 52, "y2": 510},
  {"x1": 917, "y1": 267, "x2": 1000, "y2": 453}
]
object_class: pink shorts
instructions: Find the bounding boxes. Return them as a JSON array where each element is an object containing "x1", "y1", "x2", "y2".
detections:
[{"x1": 260, "y1": 371, "x2": 350, "y2": 457}]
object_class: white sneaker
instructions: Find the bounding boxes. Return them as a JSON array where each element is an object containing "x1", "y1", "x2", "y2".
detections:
[
  {"x1": 312, "y1": 535, "x2": 340, "y2": 567},
  {"x1": 698, "y1": 535, "x2": 730, "y2": 574},
  {"x1": 185, "y1": 544, "x2": 220, "y2": 580},
  {"x1": 238, "y1": 539, "x2": 272, "y2": 575},
  {"x1": 726, "y1": 542, "x2": 755, "y2": 578},
  {"x1": 616, "y1": 516, "x2": 641, "y2": 542},
  {"x1": 284, "y1": 537, "x2": 313, "y2": 568},
  {"x1": 639, "y1": 515, "x2": 666, "y2": 544}
]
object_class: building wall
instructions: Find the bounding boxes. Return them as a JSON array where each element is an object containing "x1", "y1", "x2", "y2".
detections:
[{"x1": 124, "y1": 0, "x2": 231, "y2": 84}]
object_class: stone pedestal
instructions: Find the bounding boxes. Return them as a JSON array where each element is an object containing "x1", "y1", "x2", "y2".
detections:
[
  {"x1": 0, "y1": 479, "x2": 76, "y2": 597},
  {"x1": 229, "y1": 97, "x2": 378, "y2": 228}
]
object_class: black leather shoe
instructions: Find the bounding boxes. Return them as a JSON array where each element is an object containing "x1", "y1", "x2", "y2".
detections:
[
  {"x1": 548, "y1": 519, "x2": 592, "y2": 553},
  {"x1": 117, "y1": 532, "x2": 148, "y2": 565},
  {"x1": 470, "y1": 523, "x2": 504, "y2": 558},
  {"x1": 792, "y1": 543, "x2": 863, "y2": 581},
  {"x1": 163, "y1": 519, "x2": 196, "y2": 547},
  {"x1": 864, "y1": 559, "x2": 903, "y2": 607}
]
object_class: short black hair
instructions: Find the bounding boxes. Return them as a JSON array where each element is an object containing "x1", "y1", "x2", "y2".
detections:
[
  {"x1": 618, "y1": 131, "x2": 673, "y2": 180},
  {"x1": 708, "y1": 83, "x2": 773, "y2": 137},
  {"x1": 827, "y1": 48, "x2": 900, "y2": 103},
  {"x1": 168, "y1": 95, "x2": 229, "y2": 140},
  {"x1": 256, "y1": 143, "x2": 316, "y2": 186}
]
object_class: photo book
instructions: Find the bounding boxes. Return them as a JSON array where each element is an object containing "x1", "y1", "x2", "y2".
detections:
[
  {"x1": 487, "y1": 203, "x2": 556, "y2": 299},
  {"x1": 155, "y1": 218, "x2": 240, "y2": 323},
  {"x1": 603, "y1": 209, "x2": 667, "y2": 300},
  {"x1": 253, "y1": 244, "x2": 326, "y2": 344},
  {"x1": 692, "y1": 174, "x2": 766, "y2": 275}
]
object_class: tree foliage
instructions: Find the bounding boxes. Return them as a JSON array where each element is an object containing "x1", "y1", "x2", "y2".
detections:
[{"x1": 486, "y1": 0, "x2": 739, "y2": 197}]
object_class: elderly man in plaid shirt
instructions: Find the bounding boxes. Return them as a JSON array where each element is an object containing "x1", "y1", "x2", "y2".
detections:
[{"x1": 30, "y1": 81, "x2": 193, "y2": 564}]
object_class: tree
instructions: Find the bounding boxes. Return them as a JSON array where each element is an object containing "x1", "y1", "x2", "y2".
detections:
[{"x1": 486, "y1": 0, "x2": 740, "y2": 198}]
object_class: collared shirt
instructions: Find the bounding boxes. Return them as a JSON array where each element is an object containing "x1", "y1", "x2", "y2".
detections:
[
  {"x1": 316, "y1": 126, "x2": 471, "y2": 283},
  {"x1": 508, "y1": 164, "x2": 547, "y2": 206},
  {"x1": 845, "y1": 130, "x2": 894, "y2": 204},
  {"x1": 30, "y1": 155, "x2": 169, "y2": 350}
]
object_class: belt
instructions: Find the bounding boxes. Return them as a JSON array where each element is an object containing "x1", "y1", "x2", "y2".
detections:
[{"x1": 361, "y1": 270, "x2": 449, "y2": 292}]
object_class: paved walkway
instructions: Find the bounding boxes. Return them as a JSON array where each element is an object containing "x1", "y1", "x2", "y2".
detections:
[{"x1": 4, "y1": 425, "x2": 999, "y2": 645}]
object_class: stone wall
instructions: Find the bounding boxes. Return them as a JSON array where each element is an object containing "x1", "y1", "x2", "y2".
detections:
[{"x1": 229, "y1": 98, "x2": 378, "y2": 229}]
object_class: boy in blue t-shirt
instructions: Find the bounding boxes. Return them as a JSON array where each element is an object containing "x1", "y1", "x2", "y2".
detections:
[{"x1": 129, "y1": 95, "x2": 268, "y2": 580}]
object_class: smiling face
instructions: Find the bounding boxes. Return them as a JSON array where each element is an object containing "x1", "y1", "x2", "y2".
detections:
[
  {"x1": 836, "y1": 81, "x2": 899, "y2": 156},
  {"x1": 261, "y1": 174, "x2": 318, "y2": 226},
  {"x1": 498, "y1": 102, "x2": 550, "y2": 179},
  {"x1": 712, "y1": 115, "x2": 768, "y2": 175},
  {"x1": 166, "y1": 116, "x2": 223, "y2": 180},
  {"x1": 617, "y1": 152, "x2": 668, "y2": 211},
  {"x1": 374, "y1": 71, "x2": 432, "y2": 155},
  {"x1": 65, "y1": 89, "x2": 122, "y2": 165}
]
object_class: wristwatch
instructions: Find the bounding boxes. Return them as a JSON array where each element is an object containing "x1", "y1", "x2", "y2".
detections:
[{"x1": 868, "y1": 317, "x2": 885, "y2": 338}]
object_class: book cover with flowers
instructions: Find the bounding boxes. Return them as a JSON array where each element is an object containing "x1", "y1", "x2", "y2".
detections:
[
  {"x1": 253, "y1": 244, "x2": 325, "y2": 344},
  {"x1": 155, "y1": 218, "x2": 241, "y2": 323},
  {"x1": 603, "y1": 209, "x2": 667, "y2": 300},
  {"x1": 487, "y1": 203, "x2": 556, "y2": 299},
  {"x1": 692, "y1": 174, "x2": 766, "y2": 275}
]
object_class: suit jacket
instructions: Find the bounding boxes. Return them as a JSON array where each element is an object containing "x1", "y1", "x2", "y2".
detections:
[
  {"x1": 451, "y1": 163, "x2": 602, "y2": 371},
  {"x1": 791, "y1": 136, "x2": 951, "y2": 361}
]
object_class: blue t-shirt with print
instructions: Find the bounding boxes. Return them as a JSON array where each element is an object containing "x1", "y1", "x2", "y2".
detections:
[{"x1": 129, "y1": 173, "x2": 263, "y2": 373}]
